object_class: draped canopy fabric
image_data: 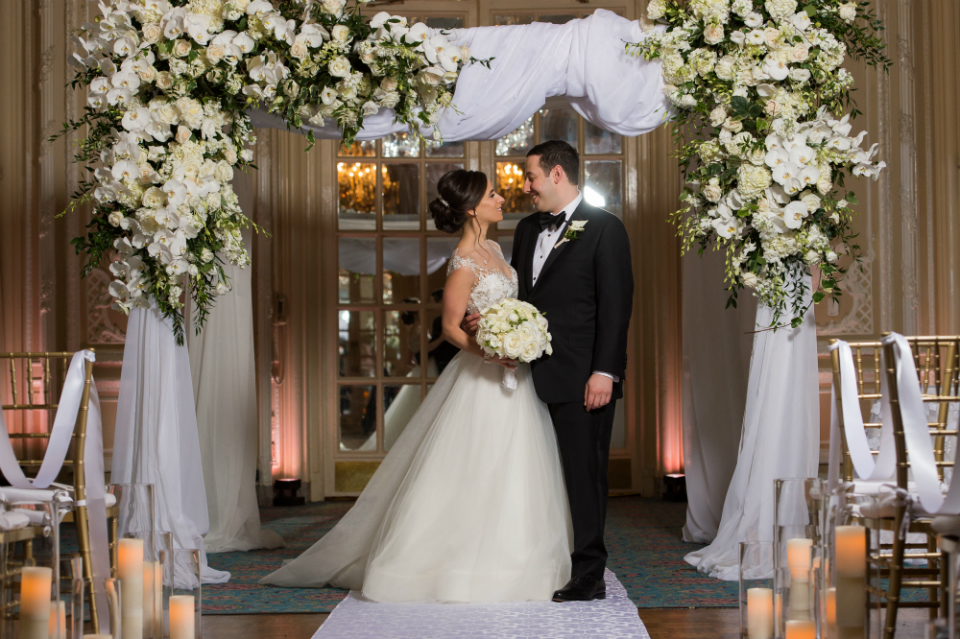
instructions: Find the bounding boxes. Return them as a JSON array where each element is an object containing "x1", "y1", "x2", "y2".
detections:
[{"x1": 249, "y1": 9, "x2": 672, "y2": 141}]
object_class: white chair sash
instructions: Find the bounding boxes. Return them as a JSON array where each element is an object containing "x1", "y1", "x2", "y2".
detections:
[
  {"x1": 882, "y1": 333, "x2": 960, "y2": 516},
  {"x1": 827, "y1": 340, "x2": 897, "y2": 490},
  {"x1": 0, "y1": 351, "x2": 112, "y2": 633}
]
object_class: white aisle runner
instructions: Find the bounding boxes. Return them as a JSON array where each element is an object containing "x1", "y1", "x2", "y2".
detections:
[{"x1": 312, "y1": 570, "x2": 648, "y2": 639}]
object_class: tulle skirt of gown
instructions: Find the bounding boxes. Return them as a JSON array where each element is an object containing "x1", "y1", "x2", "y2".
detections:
[{"x1": 260, "y1": 352, "x2": 572, "y2": 603}]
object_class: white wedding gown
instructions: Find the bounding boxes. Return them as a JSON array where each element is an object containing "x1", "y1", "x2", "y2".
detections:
[{"x1": 261, "y1": 243, "x2": 572, "y2": 602}]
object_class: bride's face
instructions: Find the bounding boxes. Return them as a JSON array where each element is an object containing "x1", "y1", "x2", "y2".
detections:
[{"x1": 470, "y1": 180, "x2": 504, "y2": 226}]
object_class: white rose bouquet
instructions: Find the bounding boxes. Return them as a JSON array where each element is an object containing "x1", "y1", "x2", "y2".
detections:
[
  {"x1": 630, "y1": 0, "x2": 890, "y2": 328},
  {"x1": 475, "y1": 298, "x2": 552, "y2": 391}
]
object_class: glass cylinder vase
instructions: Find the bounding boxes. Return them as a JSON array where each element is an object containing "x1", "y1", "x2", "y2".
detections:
[
  {"x1": 740, "y1": 542, "x2": 775, "y2": 639},
  {"x1": 774, "y1": 478, "x2": 826, "y2": 574},
  {"x1": 775, "y1": 566, "x2": 819, "y2": 638}
]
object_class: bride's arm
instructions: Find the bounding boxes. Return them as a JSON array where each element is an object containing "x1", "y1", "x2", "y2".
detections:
[{"x1": 441, "y1": 268, "x2": 516, "y2": 369}]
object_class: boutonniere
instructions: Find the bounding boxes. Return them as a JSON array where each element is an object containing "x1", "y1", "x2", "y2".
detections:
[{"x1": 555, "y1": 220, "x2": 588, "y2": 248}]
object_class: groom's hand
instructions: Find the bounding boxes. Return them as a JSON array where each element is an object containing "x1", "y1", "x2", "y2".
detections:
[
  {"x1": 460, "y1": 313, "x2": 481, "y2": 336},
  {"x1": 584, "y1": 374, "x2": 613, "y2": 411}
]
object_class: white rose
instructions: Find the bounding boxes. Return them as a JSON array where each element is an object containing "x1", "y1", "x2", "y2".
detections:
[
  {"x1": 175, "y1": 125, "x2": 191, "y2": 145},
  {"x1": 331, "y1": 25, "x2": 351, "y2": 43},
  {"x1": 839, "y1": 2, "x2": 857, "y2": 22},
  {"x1": 816, "y1": 164, "x2": 832, "y2": 195},
  {"x1": 206, "y1": 44, "x2": 226, "y2": 64},
  {"x1": 320, "y1": 0, "x2": 346, "y2": 17},
  {"x1": 741, "y1": 272, "x2": 760, "y2": 288},
  {"x1": 378, "y1": 91, "x2": 400, "y2": 109},
  {"x1": 647, "y1": 0, "x2": 667, "y2": 20},
  {"x1": 142, "y1": 186, "x2": 166, "y2": 208},
  {"x1": 214, "y1": 161, "x2": 233, "y2": 183},
  {"x1": 521, "y1": 340, "x2": 541, "y2": 362},
  {"x1": 108, "y1": 211, "x2": 124, "y2": 227},
  {"x1": 502, "y1": 333, "x2": 524, "y2": 359},
  {"x1": 328, "y1": 56, "x2": 350, "y2": 78},
  {"x1": 709, "y1": 105, "x2": 727, "y2": 127},
  {"x1": 153, "y1": 102, "x2": 180, "y2": 125},
  {"x1": 715, "y1": 56, "x2": 736, "y2": 81},
  {"x1": 723, "y1": 117, "x2": 743, "y2": 133},
  {"x1": 136, "y1": 65, "x2": 157, "y2": 83},
  {"x1": 290, "y1": 40, "x2": 308, "y2": 60},
  {"x1": 804, "y1": 249, "x2": 821, "y2": 265},
  {"x1": 361, "y1": 101, "x2": 379, "y2": 117},
  {"x1": 156, "y1": 72, "x2": 174, "y2": 90},
  {"x1": 703, "y1": 24, "x2": 724, "y2": 45},
  {"x1": 201, "y1": 247, "x2": 214, "y2": 263},
  {"x1": 703, "y1": 181, "x2": 723, "y2": 203},
  {"x1": 789, "y1": 68, "x2": 811, "y2": 84},
  {"x1": 381, "y1": 76, "x2": 398, "y2": 92},
  {"x1": 764, "y1": 27, "x2": 780, "y2": 48},
  {"x1": 790, "y1": 44, "x2": 809, "y2": 62},
  {"x1": 205, "y1": 191, "x2": 222, "y2": 209},
  {"x1": 826, "y1": 250, "x2": 839, "y2": 263},
  {"x1": 142, "y1": 23, "x2": 162, "y2": 43},
  {"x1": 173, "y1": 39, "x2": 192, "y2": 58},
  {"x1": 223, "y1": 146, "x2": 238, "y2": 164},
  {"x1": 800, "y1": 192, "x2": 821, "y2": 212},
  {"x1": 240, "y1": 149, "x2": 254, "y2": 162}
]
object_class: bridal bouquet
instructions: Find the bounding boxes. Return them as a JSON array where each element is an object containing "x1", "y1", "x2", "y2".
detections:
[
  {"x1": 57, "y1": 0, "x2": 470, "y2": 342},
  {"x1": 630, "y1": 0, "x2": 889, "y2": 328},
  {"x1": 476, "y1": 299, "x2": 552, "y2": 391}
]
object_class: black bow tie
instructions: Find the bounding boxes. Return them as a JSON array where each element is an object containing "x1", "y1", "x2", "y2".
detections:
[{"x1": 539, "y1": 211, "x2": 566, "y2": 232}]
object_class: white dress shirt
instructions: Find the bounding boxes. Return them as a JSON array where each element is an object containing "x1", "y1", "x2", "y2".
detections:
[{"x1": 530, "y1": 193, "x2": 618, "y2": 383}]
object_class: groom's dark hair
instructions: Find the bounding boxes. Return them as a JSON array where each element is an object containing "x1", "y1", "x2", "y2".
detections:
[{"x1": 527, "y1": 140, "x2": 579, "y2": 186}]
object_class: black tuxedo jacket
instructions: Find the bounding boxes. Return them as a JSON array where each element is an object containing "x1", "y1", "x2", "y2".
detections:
[{"x1": 511, "y1": 200, "x2": 634, "y2": 405}]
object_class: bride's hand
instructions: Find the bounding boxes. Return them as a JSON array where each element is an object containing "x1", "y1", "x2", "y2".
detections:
[{"x1": 492, "y1": 356, "x2": 518, "y2": 370}]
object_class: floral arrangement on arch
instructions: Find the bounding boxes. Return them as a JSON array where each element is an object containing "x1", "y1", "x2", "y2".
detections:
[
  {"x1": 58, "y1": 0, "x2": 471, "y2": 341},
  {"x1": 630, "y1": 0, "x2": 889, "y2": 327}
]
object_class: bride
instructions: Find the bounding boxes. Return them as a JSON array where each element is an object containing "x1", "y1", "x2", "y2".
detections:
[{"x1": 260, "y1": 169, "x2": 572, "y2": 603}]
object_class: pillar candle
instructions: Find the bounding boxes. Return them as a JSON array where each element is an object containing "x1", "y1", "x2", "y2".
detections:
[
  {"x1": 786, "y1": 538, "x2": 813, "y2": 583},
  {"x1": 169, "y1": 595, "x2": 195, "y2": 639},
  {"x1": 48, "y1": 600, "x2": 67, "y2": 639},
  {"x1": 20, "y1": 566, "x2": 52, "y2": 639},
  {"x1": 785, "y1": 619, "x2": 816, "y2": 639},
  {"x1": 835, "y1": 526, "x2": 866, "y2": 633},
  {"x1": 746, "y1": 587, "x2": 774, "y2": 639},
  {"x1": 83, "y1": 635, "x2": 113, "y2": 639},
  {"x1": 118, "y1": 538, "x2": 145, "y2": 639},
  {"x1": 826, "y1": 587, "x2": 837, "y2": 625}
]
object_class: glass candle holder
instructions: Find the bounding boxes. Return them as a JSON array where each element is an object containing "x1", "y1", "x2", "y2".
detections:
[
  {"x1": 69, "y1": 556, "x2": 85, "y2": 639},
  {"x1": 160, "y1": 545, "x2": 201, "y2": 639},
  {"x1": 740, "y1": 542, "x2": 775, "y2": 639},
  {"x1": 774, "y1": 479, "x2": 826, "y2": 574}
]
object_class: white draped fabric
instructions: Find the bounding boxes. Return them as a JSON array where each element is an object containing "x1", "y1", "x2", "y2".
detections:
[
  {"x1": 112, "y1": 304, "x2": 230, "y2": 586},
  {"x1": 249, "y1": 10, "x2": 671, "y2": 141},
  {"x1": 684, "y1": 277, "x2": 820, "y2": 580},
  {"x1": 187, "y1": 255, "x2": 284, "y2": 554},
  {"x1": 681, "y1": 249, "x2": 757, "y2": 544}
]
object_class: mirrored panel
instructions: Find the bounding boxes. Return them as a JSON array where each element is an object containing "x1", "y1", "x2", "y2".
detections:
[
  {"x1": 426, "y1": 163, "x2": 465, "y2": 230},
  {"x1": 540, "y1": 105, "x2": 578, "y2": 148},
  {"x1": 584, "y1": 160, "x2": 623, "y2": 218},
  {"x1": 385, "y1": 309, "x2": 420, "y2": 379},
  {"x1": 494, "y1": 14, "x2": 534, "y2": 25},
  {"x1": 382, "y1": 132, "x2": 421, "y2": 158},
  {"x1": 339, "y1": 141, "x2": 376, "y2": 157},
  {"x1": 382, "y1": 164, "x2": 420, "y2": 230},
  {"x1": 338, "y1": 161, "x2": 377, "y2": 230},
  {"x1": 383, "y1": 384, "x2": 422, "y2": 450},
  {"x1": 496, "y1": 161, "x2": 531, "y2": 230},
  {"x1": 585, "y1": 121, "x2": 622, "y2": 155},
  {"x1": 496, "y1": 116, "x2": 534, "y2": 157},
  {"x1": 426, "y1": 139, "x2": 464, "y2": 158},
  {"x1": 426, "y1": 237, "x2": 460, "y2": 291},
  {"x1": 338, "y1": 237, "x2": 376, "y2": 304},
  {"x1": 338, "y1": 310, "x2": 376, "y2": 377},
  {"x1": 425, "y1": 16, "x2": 463, "y2": 29},
  {"x1": 338, "y1": 384, "x2": 377, "y2": 451},
  {"x1": 382, "y1": 237, "x2": 421, "y2": 305}
]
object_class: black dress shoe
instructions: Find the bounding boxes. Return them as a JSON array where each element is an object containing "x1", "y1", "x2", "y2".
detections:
[{"x1": 552, "y1": 576, "x2": 606, "y2": 602}]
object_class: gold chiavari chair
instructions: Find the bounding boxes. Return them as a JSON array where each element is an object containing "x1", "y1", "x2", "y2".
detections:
[
  {"x1": 0, "y1": 351, "x2": 112, "y2": 633},
  {"x1": 878, "y1": 335, "x2": 960, "y2": 639},
  {"x1": 829, "y1": 336, "x2": 960, "y2": 639}
]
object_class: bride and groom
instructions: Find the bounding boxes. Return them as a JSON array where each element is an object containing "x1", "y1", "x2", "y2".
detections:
[{"x1": 261, "y1": 139, "x2": 634, "y2": 604}]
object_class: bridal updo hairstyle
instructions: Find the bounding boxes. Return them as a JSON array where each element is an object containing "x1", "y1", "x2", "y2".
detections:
[{"x1": 429, "y1": 169, "x2": 488, "y2": 234}]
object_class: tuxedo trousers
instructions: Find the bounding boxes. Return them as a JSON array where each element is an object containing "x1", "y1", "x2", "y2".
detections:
[{"x1": 548, "y1": 399, "x2": 617, "y2": 581}]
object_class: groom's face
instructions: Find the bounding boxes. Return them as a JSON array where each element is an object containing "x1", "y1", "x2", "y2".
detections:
[{"x1": 523, "y1": 155, "x2": 557, "y2": 214}]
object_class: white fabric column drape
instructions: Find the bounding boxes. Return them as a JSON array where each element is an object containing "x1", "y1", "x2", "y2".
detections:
[
  {"x1": 186, "y1": 226, "x2": 283, "y2": 553},
  {"x1": 684, "y1": 275, "x2": 820, "y2": 580},
  {"x1": 681, "y1": 248, "x2": 756, "y2": 544},
  {"x1": 112, "y1": 304, "x2": 230, "y2": 586}
]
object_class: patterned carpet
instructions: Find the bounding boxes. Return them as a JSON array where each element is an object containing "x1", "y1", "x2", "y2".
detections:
[{"x1": 203, "y1": 497, "x2": 739, "y2": 614}]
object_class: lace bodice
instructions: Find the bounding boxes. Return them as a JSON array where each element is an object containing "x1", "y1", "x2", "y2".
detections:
[{"x1": 446, "y1": 242, "x2": 518, "y2": 314}]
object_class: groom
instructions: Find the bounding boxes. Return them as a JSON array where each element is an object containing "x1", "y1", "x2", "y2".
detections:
[{"x1": 517, "y1": 140, "x2": 633, "y2": 601}]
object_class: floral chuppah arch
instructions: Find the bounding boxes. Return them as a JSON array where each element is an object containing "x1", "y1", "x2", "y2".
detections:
[
  {"x1": 61, "y1": 0, "x2": 472, "y2": 342},
  {"x1": 632, "y1": 0, "x2": 888, "y2": 328}
]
